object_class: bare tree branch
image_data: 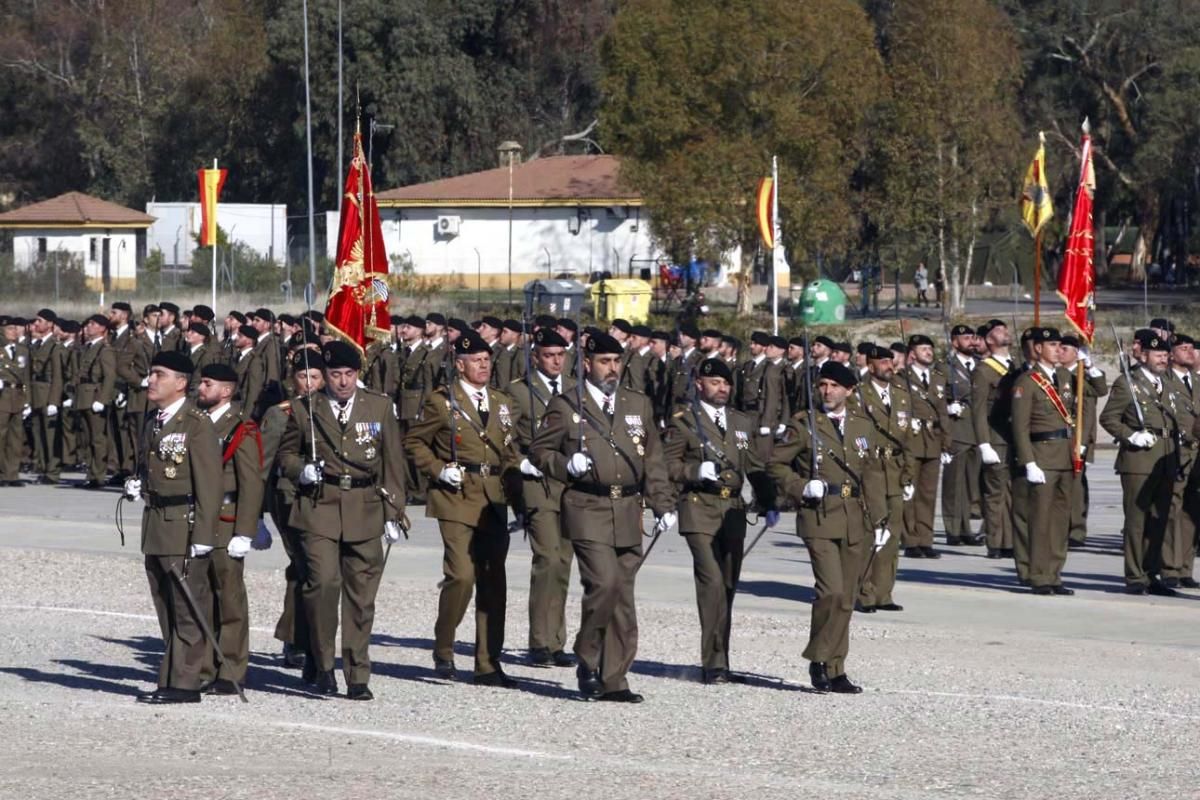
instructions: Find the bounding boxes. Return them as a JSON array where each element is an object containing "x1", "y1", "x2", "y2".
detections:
[{"x1": 528, "y1": 119, "x2": 601, "y2": 160}]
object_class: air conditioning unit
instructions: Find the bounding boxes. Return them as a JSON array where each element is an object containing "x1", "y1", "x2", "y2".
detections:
[{"x1": 436, "y1": 215, "x2": 461, "y2": 236}]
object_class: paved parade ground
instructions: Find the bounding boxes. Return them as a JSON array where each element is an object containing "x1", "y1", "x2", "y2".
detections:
[{"x1": 0, "y1": 449, "x2": 1197, "y2": 800}]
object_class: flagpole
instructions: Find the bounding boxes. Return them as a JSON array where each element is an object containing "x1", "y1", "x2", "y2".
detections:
[
  {"x1": 1033, "y1": 229, "x2": 1041, "y2": 325},
  {"x1": 1072, "y1": 360, "x2": 1085, "y2": 473},
  {"x1": 771, "y1": 155, "x2": 780, "y2": 335},
  {"x1": 302, "y1": 0, "x2": 317, "y2": 299},
  {"x1": 211, "y1": 157, "x2": 218, "y2": 311}
]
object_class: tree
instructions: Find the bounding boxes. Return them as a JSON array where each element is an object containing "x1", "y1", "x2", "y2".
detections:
[{"x1": 600, "y1": 0, "x2": 883, "y2": 313}]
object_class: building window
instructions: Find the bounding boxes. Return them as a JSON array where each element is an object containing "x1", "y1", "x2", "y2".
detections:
[
  {"x1": 38, "y1": 237, "x2": 47, "y2": 258},
  {"x1": 89, "y1": 237, "x2": 98, "y2": 262}
]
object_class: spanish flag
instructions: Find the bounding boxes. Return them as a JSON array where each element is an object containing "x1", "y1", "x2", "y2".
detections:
[
  {"x1": 197, "y1": 166, "x2": 227, "y2": 247},
  {"x1": 755, "y1": 177, "x2": 774, "y2": 250},
  {"x1": 1019, "y1": 133, "x2": 1053, "y2": 236}
]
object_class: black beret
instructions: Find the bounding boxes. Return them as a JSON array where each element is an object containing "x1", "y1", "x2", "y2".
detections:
[
  {"x1": 533, "y1": 328, "x2": 567, "y2": 348},
  {"x1": 142, "y1": 304, "x2": 160, "y2": 316},
  {"x1": 611, "y1": 319, "x2": 633, "y2": 335},
  {"x1": 818, "y1": 361, "x2": 857, "y2": 388},
  {"x1": 788, "y1": 336, "x2": 805, "y2": 348},
  {"x1": 987, "y1": 319, "x2": 1007, "y2": 329},
  {"x1": 1133, "y1": 329, "x2": 1156, "y2": 347},
  {"x1": 481, "y1": 315, "x2": 503, "y2": 329},
  {"x1": 159, "y1": 302, "x2": 180, "y2": 315},
  {"x1": 7, "y1": 316, "x2": 27, "y2": 326},
  {"x1": 252, "y1": 307, "x2": 275, "y2": 323},
  {"x1": 976, "y1": 324, "x2": 991, "y2": 338},
  {"x1": 768, "y1": 335, "x2": 787, "y2": 350},
  {"x1": 35, "y1": 308, "x2": 57, "y2": 323},
  {"x1": 890, "y1": 342, "x2": 908, "y2": 354},
  {"x1": 503, "y1": 319, "x2": 524, "y2": 333},
  {"x1": 631, "y1": 324, "x2": 652, "y2": 338},
  {"x1": 454, "y1": 331, "x2": 491, "y2": 355},
  {"x1": 1143, "y1": 334, "x2": 1170, "y2": 352},
  {"x1": 907, "y1": 334, "x2": 934, "y2": 348},
  {"x1": 291, "y1": 349, "x2": 325, "y2": 371},
  {"x1": 111, "y1": 302, "x2": 132, "y2": 314},
  {"x1": 814, "y1": 335, "x2": 835, "y2": 349},
  {"x1": 151, "y1": 350, "x2": 193, "y2": 374},
  {"x1": 237, "y1": 324, "x2": 258, "y2": 340},
  {"x1": 1149, "y1": 317, "x2": 1174, "y2": 332},
  {"x1": 701, "y1": 328, "x2": 722, "y2": 339},
  {"x1": 720, "y1": 334, "x2": 738, "y2": 346},
  {"x1": 698, "y1": 357, "x2": 733, "y2": 383},
  {"x1": 85, "y1": 313, "x2": 109, "y2": 328},
  {"x1": 192, "y1": 304, "x2": 214, "y2": 322},
  {"x1": 856, "y1": 342, "x2": 875, "y2": 356},
  {"x1": 1029, "y1": 326, "x2": 1061, "y2": 342},
  {"x1": 1172, "y1": 333, "x2": 1195, "y2": 347},
  {"x1": 199, "y1": 363, "x2": 238, "y2": 383},
  {"x1": 187, "y1": 322, "x2": 210, "y2": 337},
  {"x1": 651, "y1": 330, "x2": 671, "y2": 342},
  {"x1": 585, "y1": 331, "x2": 623, "y2": 355},
  {"x1": 678, "y1": 321, "x2": 700, "y2": 339},
  {"x1": 426, "y1": 313, "x2": 447, "y2": 326},
  {"x1": 305, "y1": 310, "x2": 325, "y2": 323},
  {"x1": 1060, "y1": 335, "x2": 1081, "y2": 348},
  {"x1": 404, "y1": 315, "x2": 425, "y2": 328},
  {"x1": 60, "y1": 320, "x2": 80, "y2": 334},
  {"x1": 868, "y1": 345, "x2": 893, "y2": 361},
  {"x1": 831, "y1": 341, "x2": 853, "y2": 354},
  {"x1": 751, "y1": 331, "x2": 770, "y2": 346},
  {"x1": 534, "y1": 314, "x2": 557, "y2": 328},
  {"x1": 448, "y1": 318, "x2": 470, "y2": 334},
  {"x1": 1020, "y1": 327, "x2": 1036, "y2": 344},
  {"x1": 950, "y1": 324, "x2": 974, "y2": 337},
  {"x1": 280, "y1": 314, "x2": 298, "y2": 325},
  {"x1": 228, "y1": 311, "x2": 247, "y2": 324},
  {"x1": 322, "y1": 340, "x2": 362, "y2": 369},
  {"x1": 387, "y1": 314, "x2": 402, "y2": 326}
]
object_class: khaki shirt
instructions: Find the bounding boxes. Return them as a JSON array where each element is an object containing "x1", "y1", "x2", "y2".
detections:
[
  {"x1": 853, "y1": 379, "x2": 913, "y2": 496},
  {"x1": 212, "y1": 404, "x2": 266, "y2": 545},
  {"x1": 139, "y1": 401, "x2": 223, "y2": 555},
  {"x1": 1011, "y1": 364, "x2": 1078, "y2": 471},
  {"x1": 508, "y1": 373, "x2": 575, "y2": 512},
  {"x1": 74, "y1": 339, "x2": 116, "y2": 409},
  {"x1": 28, "y1": 338, "x2": 62, "y2": 411}
]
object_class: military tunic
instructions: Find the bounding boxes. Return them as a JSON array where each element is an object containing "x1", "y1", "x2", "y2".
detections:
[
  {"x1": 736, "y1": 356, "x2": 787, "y2": 461},
  {"x1": 940, "y1": 354, "x2": 979, "y2": 540},
  {"x1": 898, "y1": 365, "x2": 951, "y2": 550},
  {"x1": 1162, "y1": 369, "x2": 1200, "y2": 580},
  {"x1": 27, "y1": 335, "x2": 62, "y2": 480},
  {"x1": 0, "y1": 341, "x2": 30, "y2": 482},
  {"x1": 75, "y1": 338, "x2": 117, "y2": 483}
]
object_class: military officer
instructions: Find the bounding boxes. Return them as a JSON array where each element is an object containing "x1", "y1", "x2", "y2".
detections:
[
  {"x1": 232, "y1": 324, "x2": 265, "y2": 415},
  {"x1": 1010, "y1": 327, "x2": 1077, "y2": 595},
  {"x1": 251, "y1": 308, "x2": 283, "y2": 409},
  {"x1": 27, "y1": 309, "x2": 63, "y2": 485},
  {"x1": 128, "y1": 350, "x2": 223, "y2": 704},
  {"x1": 396, "y1": 315, "x2": 433, "y2": 502},
  {"x1": 663, "y1": 357, "x2": 773, "y2": 683},
  {"x1": 620, "y1": 324, "x2": 654, "y2": 394},
  {"x1": 184, "y1": 322, "x2": 220, "y2": 386},
  {"x1": 1161, "y1": 334, "x2": 1200, "y2": 588},
  {"x1": 75, "y1": 314, "x2": 116, "y2": 489},
  {"x1": 669, "y1": 321, "x2": 703, "y2": 407},
  {"x1": 58, "y1": 319, "x2": 82, "y2": 469},
  {"x1": 0, "y1": 317, "x2": 31, "y2": 486},
  {"x1": 363, "y1": 329, "x2": 399, "y2": 398},
  {"x1": 104, "y1": 302, "x2": 142, "y2": 482},
  {"x1": 530, "y1": 331, "x2": 676, "y2": 703},
  {"x1": 645, "y1": 330, "x2": 673, "y2": 426},
  {"x1": 942, "y1": 324, "x2": 981, "y2": 546},
  {"x1": 405, "y1": 331, "x2": 521, "y2": 686},
  {"x1": 737, "y1": 332, "x2": 788, "y2": 461},
  {"x1": 157, "y1": 302, "x2": 183, "y2": 353},
  {"x1": 1009, "y1": 329, "x2": 1038, "y2": 581},
  {"x1": 278, "y1": 341, "x2": 407, "y2": 699},
  {"x1": 488, "y1": 318, "x2": 522, "y2": 388},
  {"x1": 972, "y1": 320, "x2": 1016, "y2": 559},
  {"x1": 899, "y1": 334, "x2": 952, "y2": 558},
  {"x1": 1059, "y1": 335, "x2": 1108, "y2": 549},
  {"x1": 768, "y1": 361, "x2": 887, "y2": 693},
  {"x1": 1100, "y1": 332, "x2": 1182, "y2": 596}
]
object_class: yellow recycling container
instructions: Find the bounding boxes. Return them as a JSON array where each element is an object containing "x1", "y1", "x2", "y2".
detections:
[{"x1": 589, "y1": 278, "x2": 652, "y2": 324}]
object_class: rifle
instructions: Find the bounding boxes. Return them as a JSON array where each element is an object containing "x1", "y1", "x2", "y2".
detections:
[
  {"x1": 523, "y1": 317, "x2": 549, "y2": 499},
  {"x1": 1110, "y1": 323, "x2": 1146, "y2": 430},
  {"x1": 443, "y1": 343, "x2": 462, "y2": 490},
  {"x1": 944, "y1": 324, "x2": 958, "y2": 404},
  {"x1": 299, "y1": 285, "x2": 322, "y2": 490}
]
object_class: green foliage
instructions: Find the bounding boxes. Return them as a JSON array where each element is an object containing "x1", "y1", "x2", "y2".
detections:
[{"x1": 0, "y1": 251, "x2": 91, "y2": 300}]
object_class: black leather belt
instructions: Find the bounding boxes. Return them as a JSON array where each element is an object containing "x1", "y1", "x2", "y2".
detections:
[
  {"x1": 147, "y1": 492, "x2": 191, "y2": 509},
  {"x1": 1144, "y1": 427, "x2": 1167, "y2": 437},
  {"x1": 459, "y1": 462, "x2": 499, "y2": 477},
  {"x1": 570, "y1": 482, "x2": 641, "y2": 499},
  {"x1": 823, "y1": 482, "x2": 860, "y2": 498},
  {"x1": 697, "y1": 484, "x2": 741, "y2": 500},
  {"x1": 1030, "y1": 429, "x2": 1071, "y2": 443},
  {"x1": 742, "y1": 400, "x2": 760, "y2": 411},
  {"x1": 322, "y1": 473, "x2": 374, "y2": 489}
]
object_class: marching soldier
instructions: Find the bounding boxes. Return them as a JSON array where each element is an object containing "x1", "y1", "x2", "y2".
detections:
[
  {"x1": 1161, "y1": 333, "x2": 1200, "y2": 588},
  {"x1": 620, "y1": 325, "x2": 653, "y2": 394},
  {"x1": 184, "y1": 322, "x2": 221, "y2": 384},
  {"x1": 232, "y1": 324, "x2": 265, "y2": 415},
  {"x1": 1101, "y1": 332, "x2": 1181, "y2": 596},
  {"x1": 251, "y1": 308, "x2": 282, "y2": 407},
  {"x1": 488, "y1": 318, "x2": 521, "y2": 388},
  {"x1": 646, "y1": 330, "x2": 673, "y2": 426},
  {"x1": 899, "y1": 334, "x2": 952, "y2": 558},
  {"x1": 508, "y1": 328, "x2": 576, "y2": 667},
  {"x1": 157, "y1": 302, "x2": 183, "y2": 353},
  {"x1": 0, "y1": 317, "x2": 31, "y2": 486},
  {"x1": 28, "y1": 309, "x2": 63, "y2": 485},
  {"x1": 278, "y1": 341, "x2": 408, "y2": 699},
  {"x1": 669, "y1": 321, "x2": 703, "y2": 407},
  {"x1": 663, "y1": 358, "x2": 773, "y2": 683},
  {"x1": 530, "y1": 331, "x2": 676, "y2": 703},
  {"x1": 1010, "y1": 327, "x2": 1077, "y2": 595},
  {"x1": 396, "y1": 314, "x2": 433, "y2": 502},
  {"x1": 127, "y1": 351, "x2": 223, "y2": 704},
  {"x1": 76, "y1": 314, "x2": 116, "y2": 489},
  {"x1": 737, "y1": 332, "x2": 787, "y2": 461},
  {"x1": 405, "y1": 331, "x2": 522, "y2": 686},
  {"x1": 972, "y1": 321, "x2": 1017, "y2": 559},
  {"x1": 768, "y1": 361, "x2": 887, "y2": 693},
  {"x1": 1059, "y1": 335, "x2": 1108, "y2": 549},
  {"x1": 58, "y1": 320, "x2": 82, "y2": 469},
  {"x1": 941, "y1": 324, "x2": 981, "y2": 546}
]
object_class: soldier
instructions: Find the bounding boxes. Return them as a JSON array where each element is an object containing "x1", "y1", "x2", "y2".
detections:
[
  {"x1": 232, "y1": 324, "x2": 265, "y2": 415},
  {"x1": 669, "y1": 321, "x2": 703, "y2": 407},
  {"x1": 942, "y1": 324, "x2": 981, "y2": 546},
  {"x1": 363, "y1": 320, "x2": 399, "y2": 398},
  {"x1": 107, "y1": 302, "x2": 144, "y2": 483},
  {"x1": 1100, "y1": 331, "x2": 1181, "y2": 596},
  {"x1": 899, "y1": 334, "x2": 953, "y2": 558},
  {"x1": 57, "y1": 320, "x2": 82, "y2": 469},
  {"x1": 221, "y1": 310, "x2": 246, "y2": 364},
  {"x1": 621, "y1": 324, "x2": 653, "y2": 393},
  {"x1": 183, "y1": 321, "x2": 221, "y2": 388},
  {"x1": 768, "y1": 361, "x2": 887, "y2": 693},
  {"x1": 853, "y1": 345, "x2": 913, "y2": 613},
  {"x1": 194, "y1": 363, "x2": 265, "y2": 695},
  {"x1": 645, "y1": 330, "x2": 673, "y2": 426},
  {"x1": 1010, "y1": 327, "x2": 1077, "y2": 595},
  {"x1": 0, "y1": 317, "x2": 31, "y2": 486},
  {"x1": 157, "y1": 302, "x2": 183, "y2": 353},
  {"x1": 737, "y1": 332, "x2": 787, "y2": 461},
  {"x1": 396, "y1": 315, "x2": 433, "y2": 503},
  {"x1": 972, "y1": 321, "x2": 1017, "y2": 559},
  {"x1": 140, "y1": 304, "x2": 161, "y2": 352},
  {"x1": 508, "y1": 328, "x2": 576, "y2": 667},
  {"x1": 1009, "y1": 329, "x2": 1038, "y2": 582},
  {"x1": 278, "y1": 341, "x2": 408, "y2": 699},
  {"x1": 1162, "y1": 333, "x2": 1200, "y2": 588},
  {"x1": 608, "y1": 318, "x2": 633, "y2": 350},
  {"x1": 663, "y1": 358, "x2": 773, "y2": 683},
  {"x1": 251, "y1": 308, "x2": 283, "y2": 411},
  {"x1": 262, "y1": 350, "x2": 325, "y2": 667},
  {"x1": 127, "y1": 350, "x2": 223, "y2": 704},
  {"x1": 530, "y1": 331, "x2": 675, "y2": 702},
  {"x1": 784, "y1": 336, "x2": 807, "y2": 414},
  {"x1": 75, "y1": 314, "x2": 117, "y2": 489},
  {"x1": 405, "y1": 332, "x2": 521, "y2": 686},
  {"x1": 27, "y1": 309, "x2": 63, "y2": 485},
  {"x1": 1059, "y1": 335, "x2": 1108, "y2": 549}
]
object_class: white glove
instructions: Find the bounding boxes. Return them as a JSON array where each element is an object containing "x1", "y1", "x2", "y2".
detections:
[
  {"x1": 978, "y1": 442, "x2": 1001, "y2": 465},
  {"x1": 1087, "y1": 366, "x2": 1103, "y2": 379},
  {"x1": 114, "y1": 392, "x2": 127, "y2": 409},
  {"x1": 0, "y1": 379, "x2": 4, "y2": 389},
  {"x1": 299, "y1": 463, "x2": 321, "y2": 485},
  {"x1": 1079, "y1": 445, "x2": 1087, "y2": 458},
  {"x1": 46, "y1": 404, "x2": 58, "y2": 418},
  {"x1": 383, "y1": 520, "x2": 403, "y2": 543},
  {"x1": 1025, "y1": 462, "x2": 1046, "y2": 485},
  {"x1": 652, "y1": 511, "x2": 678, "y2": 535},
  {"x1": 802, "y1": 479, "x2": 826, "y2": 500},
  {"x1": 1079, "y1": 347, "x2": 1092, "y2": 368},
  {"x1": 439, "y1": 464, "x2": 464, "y2": 487},
  {"x1": 519, "y1": 458, "x2": 543, "y2": 478},
  {"x1": 775, "y1": 423, "x2": 787, "y2": 435},
  {"x1": 227, "y1": 535, "x2": 252, "y2": 559},
  {"x1": 252, "y1": 519, "x2": 273, "y2": 550},
  {"x1": 946, "y1": 401, "x2": 963, "y2": 418},
  {"x1": 902, "y1": 482, "x2": 915, "y2": 502},
  {"x1": 698, "y1": 461, "x2": 719, "y2": 482},
  {"x1": 63, "y1": 398, "x2": 73, "y2": 409},
  {"x1": 758, "y1": 426, "x2": 771, "y2": 435},
  {"x1": 1127, "y1": 431, "x2": 1156, "y2": 448},
  {"x1": 188, "y1": 543, "x2": 214, "y2": 558},
  {"x1": 123, "y1": 478, "x2": 142, "y2": 500},
  {"x1": 567, "y1": 452, "x2": 593, "y2": 478},
  {"x1": 140, "y1": 376, "x2": 150, "y2": 388},
  {"x1": 873, "y1": 527, "x2": 891, "y2": 552},
  {"x1": 940, "y1": 451, "x2": 954, "y2": 465},
  {"x1": 91, "y1": 401, "x2": 104, "y2": 413},
  {"x1": 21, "y1": 405, "x2": 30, "y2": 420}
]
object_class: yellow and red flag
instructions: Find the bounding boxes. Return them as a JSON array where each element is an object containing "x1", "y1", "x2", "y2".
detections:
[
  {"x1": 1020, "y1": 133, "x2": 1054, "y2": 236},
  {"x1": 325, "y1": 124, "x2": 391, "y2": 352},
  {"x1": 1057, "y1": 122, "x2": 1095, "y2": 345},
  {"x1": 755, "y1": 177, "x2": 774, "y2": 250},
  {"x1": 197, "y1": 166, "x2": 227, "y2": 247}
]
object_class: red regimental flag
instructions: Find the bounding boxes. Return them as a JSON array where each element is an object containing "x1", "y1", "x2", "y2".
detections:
[
  {"x1": 1057, "y1": 127, "x2": 1095, "y2": 345},
  {"x1": 198, "y1": 168, "x2": 227, "y2": 247},
  {"x1": 325, "y1": 125, "x2": 391, "y2": 353}
]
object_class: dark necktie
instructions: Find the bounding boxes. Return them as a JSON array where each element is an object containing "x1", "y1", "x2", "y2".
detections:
[
  {"x1": 830, "y1": 414, "x2": 844, "y2": 439},
  {"x1": 474, "y1": 391, "x2": 489, "y2": 426},
  {"x1": 549, "y1": 378, "x2": 559, "y2": 396},
  {"x1": 921, "y1": 372, "x2": 929, "y2": 390},
  {"x1": 1185, "y1": 374, "x2": 1192, "y2": 393},
  {"x1": 602, "y1": 394, "x2": 613, "y2": 419},
  {"x1": 335, "y1": 402, "x2": 349, "y2": 428},
  {"x1": 153, "y1": 410, "x2": 168, "y2": 436}
]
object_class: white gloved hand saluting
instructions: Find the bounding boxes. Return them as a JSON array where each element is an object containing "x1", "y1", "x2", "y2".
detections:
[
  {"x1": 519, "y1": 458, "x2": 543, "y2": 479},
  {"x1": 873, "y1": 528, "x2": 891, "y2": 552},
  {"x1": 91, "y1": 401, "x2": 104, "y2": 413},
  {"x1": 227, "y1": 535, "x2": 252, "y2": 559},
  {"x1": 567, "y1": 452, "x2": 593, "y2": 478},
  {"x1": 946, "y1": 401, "x2": 964, "y2": 418},
  {"x1": 698, "y1": 461, "x2": 719, "y2": 482},
  {"x1": 123, "y1": 478, "x2": 142, "y2": 500},
  {"x1": 978, "y1": 442, "x2": 1001, "y2": 465},
  {"x1": 46, "y1": 404, "x2": 58, "y2": 418},
  {"x1": 1025, "y1": 462, "x2": 1046, "y2": 485},
  {"x1": 383, "y1": 520, "x2": 403, "y2": 543},
  {"x1": 188, "y1": 543, "x2": 213, "y2": 558},
  {"x1": 439, "y1": 464, "x2": 464, "y2": 487},
  {"x1": 940, "y1": 451, "x2": 954, "y2": 465},
  {"x1": 1127, "y1": 430, "x2": 1156, "y2": 449},
  {"x1": 902, "y1": 482, "x2": 915, "y2": 502},
  {"x1": 652, "y1": 511, "x2": 678, "y2": 536},
  {"x1": 299, "y1": 463, "x2": 321, "y2": 485},
  {"x1": 802, "y1": 479, "x2": 826, "y2": 500}
]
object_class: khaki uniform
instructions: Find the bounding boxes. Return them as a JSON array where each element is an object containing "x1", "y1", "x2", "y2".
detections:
[
  {"x1": 253, "y1": 332, "x2": 283, "y2": 407},
  {"x1": 397, "y1": 341, "x2": 435, "y2": 501},
  {"x1": 187, "y1": 344, "x2": 222, "y2": 390},
  {"x1": 109, "y1": 327, "x2": 144, "y2": 476},
  {"x1": 899, "y1": 365, "x2": 951, "y2": 549},
  {"x1": 662, "y1": 402, "x2": 768, "y2": 672},
  {"x1": 670, "y1": 349, "x2": 703, "y2": 408},
  {"x1": 75, "y1": 338, "x2": 117, "y2": 483},
  {"x1": 278, "y1": 390, "x2": 407, "y2": 685},
  {"x1": 1068, "y1": 366, "x2": 1108, "y2": 545},
  {"x1": 0, "y1": 342, "x2": 30, "y2": 482},
  {"x1": 233, "y1": 348, "x2": 265, "y2": 415},
  {"x1": 405, "y1": 382, "x2": 521, "y2": 676},
  {"x1": 1162, "y1": 369, "x2": 1200, "y2": 580},
  {"x1": 736, "y1": 356, "x2": 787, "y2": 461},
  {"x1": 364, "y1": 341, "x2": 400, "y2": 398},
  {"x1": 530, "y1": 386, "x2": 674, "y2": 693},
  {"x1": 941, "y1": 355, "x2": 978, "y2": 540},
  {"x1": 768, "y1": 410, "x2": 886, "y2": 679},
  {"x1": 60, "y1": 339, "x2": 81, "y2": 466},
  {"x1": 853, "y1": 379, "x2": 912, "y2": 607},
  {"x1": 1010, "y1": 364, "x2": 1077, "y2": 589},
  {"x1": 28, "y1": 336, "x2": 63, "y2": 480},
  {"x1": 972, "y1": 356, "x2": 1017, "y2": 553},
  {"x1": 491, "y1": 343, "x2": 525, "y2": 389},
  {"x1": 157, "y1": 326, "x2": 182, "y2": 355},
  {"x1": 1100, "y1": 368, "x2": 1180, "y2": 589},
  {"x1": 644, "y1": 355, "x2": 672, "y2": 426},
  {"x1": 620, "y1": 347, "x2": 652, "y2": 394},
  {"x1": 260, "y1": 399, "x2": 307, "y2": 651},
  {"x1": 139, "y1": 401, "x2": 223, "y2": 691}
]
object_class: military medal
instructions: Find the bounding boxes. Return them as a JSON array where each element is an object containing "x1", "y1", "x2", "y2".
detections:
[
  {"x1": 636, "y1": 444, "x2": 645, "y2": 456},
  {"x1": 498, "y1": 404, "x2": 512, "y2": 427},
  {"x1": 572, "y1": 413, "x2": 581, "y2": 424},
  {"x1": 164, "y1": 465, "x2": 177, "y2": 479},
  {"x1": 855, "y1": 436, "x2": 869, "y2": 459},
  {"x1": 734, "y1": 430, "x2": 749, "y2": 450},
  {"x1": 365, "y1": 446, "x2": 377, "y2": 460}
]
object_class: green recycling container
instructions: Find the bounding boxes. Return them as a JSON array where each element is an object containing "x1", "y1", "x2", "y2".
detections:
[{"x1": 800, "y1": 279, "x2": 847, "y2": 324}]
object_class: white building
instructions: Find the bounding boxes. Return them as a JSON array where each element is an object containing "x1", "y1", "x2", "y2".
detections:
[
  {"x1": 146, "y1": 201, "x2": 287, "y2": 267},
  {"x1": 0, "y1": 192, "x2": 154, "y2": 291}
]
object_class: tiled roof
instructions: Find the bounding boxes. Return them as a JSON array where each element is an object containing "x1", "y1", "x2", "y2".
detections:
[{"x1": 0, "y1": 191, "x2": 156, "y2": 227}]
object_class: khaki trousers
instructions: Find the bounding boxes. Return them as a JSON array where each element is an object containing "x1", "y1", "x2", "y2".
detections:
[
  {"x1": 30, "y1": 409, "x2": 60, "y2": 479},
  {"x1": 527, "y1": 508, "x2": 573, "y2": 652},
  {"x1": 1011, "y1": 472, "x2": 1031, "y2": 582},
  {"x1": 981, "y1": 459, "x2": 1013, "y2": 551},
  {"x1": 434, "y1": 514, "x2": 509, "y2": 675},
  {"x1": 901, "y1": 456, "x2": 939, "y2": 548},
  {"x1": 81, "y1": 408, "x2": 107, "y2": 482},
  {"x1": 858, "y1": 495, "x2": 904, "y2": 607},
  {"x1": 941, "y1": 440, "x2": 974, "y2": 537},
  {"x1": 1121, "y1": 465, "x2": 1174, "y2": 587},
  {"x1": 145, "y1": 555, "x2": 213, "y2": 691},
  {"x1": 1162, "y1": 468, "x2": 1199, "y2": 579},
  {"x1": 803, "y1": 534, "x2": 866, "y2": 678},
  {"x1": 1068, "y1": 469, "x2": 1089, "y2": 544},
  {"x1": 202, "y1": 548, "x2": 249, "y2": 683},
  {"x1": 0, "y1": 407, "x2": 22, "y2": 481},
  {"x1": 572, "y1": 539, "x2": 641, "y2": 693},
  {"x1": 301, "y1": 532, "x2": 383, "y2": 685},
  {"x1": 271, "y1": 505, "x2": 310, "y2": 650},
  {"x1": 683, "y1": 509, "x2": 746, "y2": 670},
  {"x1": 1028, "y1": 469, "x2": 1074, "y2": 588}
]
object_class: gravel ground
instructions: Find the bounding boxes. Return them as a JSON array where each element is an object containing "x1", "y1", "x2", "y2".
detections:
[{"x1": 0, "y1": 450, "x2": 1198, "y2": 799}]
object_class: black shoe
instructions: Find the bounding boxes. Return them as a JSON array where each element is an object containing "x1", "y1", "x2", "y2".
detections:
[
  {"x1": 1001, "y1": 548, "x2": 1014, "y2": 558},
  {"x1": 314, "y1": 670, "x2": 339, "y2": 696},
  {"x1": 576, "y1": 665, "x2": 604, "y2": 699},
  {"x1": 920, "y1": 547, "x2": 941, "y2": 559},
  {"x1": 809, "y1": 662, "x2": 832, "y2": 692},
  {"x1": 1180, "y1": 578, "x2": 1199, "y2": 589},
  {"x1": 985, "y1": 548, "x2": 1001, "y2": 559},
  {"x1": 81, "y1": 479, "x2": 102, "y2": 490},
  {"x1": 301, "y1": 656, "x2": 318, "y2": 685},
  {"x1": 599, "y1": 689, "x2": 644, "y2": 703},
  {"x1": 527, "y1": 648, "x2": 553, "y2": 667},
  {"x1": 1148, "y1": 581, "x2": 1180, "y2": 598},
  {"x1": 105, "y1": 473, "x2": 127, "y2": 487},
  {"x1": 136, "y1": 687, "x2": 201, "y2": 704},
  {"x1": 854, "y1": 602, "x2": 876, "y2": 613},
  {"x1": 961, "y1": 535, "x2": 983, "y2": 546},
  {"x1": 346, "y1": 683, "x2": 374, "y2": 701},
  {"x1": 281, "y1": 643, "x2": 306, "y2": 669},
  {"x1": 903, "y1": 547, "x2": 924, "y2": 558},
  {"x1": 5, "y1": 480, "x2": 26, "y2": 487},
  {"x1": 204, "y1": 679, "x2": 240, "y2": 696},
  {"x1": 702, "y1": 668, "x2": 730, "y2": 685},
  {"x1": 1051, "y1": 585, "x2": 1074, "y2": 596},
  {"x1": 37, "y1": 476, "x2": 59, "y2": 485},
  {"x1": 474, "y1": 670, "x2": 518, "y2": 688},
  {"x1": 1125, "y1": 584, "x2": 1148, "y2": 595},
  {"x1": 1161, "y1": 577, "x2": 1181, "y2": 589},
  {"x1": 433, "y1": 656, "x2": 456, "y2": 680},
  {"x1": 945, "y1": 536, "x2": 963, "y2": 546},
  {"x1": 1031, "y1": 586, "x2": 1053, "y2": 595},
  {"x1": 1067, "y1": 539, "x2": 1086, "y2": 550},
  {"x1": 551, "y1": 650, "x2": 575, "y2": 667},
  {"x1": 875, "y1": 603, "x2": 904, "y2": 612},
  {"x1": 829, "y1": 675, "x2": 862, "y2": 694}
]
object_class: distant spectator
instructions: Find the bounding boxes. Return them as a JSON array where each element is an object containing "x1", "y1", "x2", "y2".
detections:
[
  {"x1": 933, "y1": 266, "x2": 945, "y2": 307},
  {"x1": 914, "y1": 261, "x2": 929, "y2": 307}
]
